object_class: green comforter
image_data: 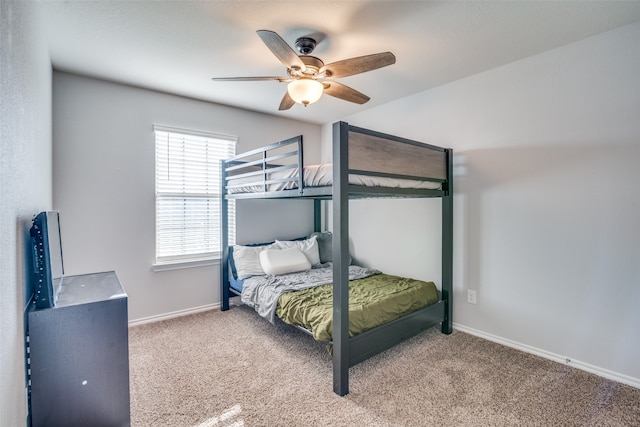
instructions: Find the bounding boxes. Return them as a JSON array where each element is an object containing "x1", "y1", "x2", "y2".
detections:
[{"x1": 275, "y1": 273, "x2": 438, "y2": 342}]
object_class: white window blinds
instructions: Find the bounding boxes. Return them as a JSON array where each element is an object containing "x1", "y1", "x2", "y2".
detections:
[{"x1": 154, "y1": 125, "x2": 236, "y2": 264}]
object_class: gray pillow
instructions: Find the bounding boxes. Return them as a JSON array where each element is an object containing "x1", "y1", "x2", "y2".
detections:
[
  {"x1": 310, "y1": 231, "x2": 352, "y2": 264},
  {"x1": 310, "y1": 231, "x2": 333, "y2": 263}
]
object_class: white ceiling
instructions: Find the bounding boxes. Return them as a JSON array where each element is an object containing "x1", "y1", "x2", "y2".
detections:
[{"x1": 39, "y1": 1, "x2": 640, "y2": 125}]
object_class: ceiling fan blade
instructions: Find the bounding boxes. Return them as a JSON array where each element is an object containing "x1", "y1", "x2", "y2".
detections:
[
  {"x1": 322, "y1": 81, "x2": 370, "y2": 104},
  {"x1": 211, "y1": 76, "x2": 290, "y2": 82},
  {"x1": 279, "y1": 91, "x2": 296, "y2": 110},
  {"x1": 320, "y1": 52, "x2": 396, "y2": 78},
  {"x1": 257, "y1": 30, "x2": 306, "y2": 71}
]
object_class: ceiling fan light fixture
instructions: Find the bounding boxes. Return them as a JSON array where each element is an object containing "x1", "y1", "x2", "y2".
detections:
[
  {"x1": 287, "y1": 79, "x2": 323, "y2": 106},
  {"x1": 213, "y1": 30, "x2": 396, "y2": 111}
]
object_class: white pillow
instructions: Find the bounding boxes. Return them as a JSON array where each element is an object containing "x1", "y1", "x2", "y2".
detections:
[
  {"x1": 232, "y1": 244, "x2": 272, "y2": 279},
  {"x1": 275, "y1": 235, "x2": 321, "y2": 266},
  {"x1": 259, "y1": 247, "x2": 311, "y2": 276}
]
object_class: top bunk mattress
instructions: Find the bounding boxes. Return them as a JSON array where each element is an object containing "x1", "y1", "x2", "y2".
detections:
[{"x1": 227, "y1": 163, "x2": 442, "y2": 194}]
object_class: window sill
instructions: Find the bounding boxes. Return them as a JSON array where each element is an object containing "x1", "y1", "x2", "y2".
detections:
[{"x1": 152, "y1": 258, "x2": 220, "y2": 272}]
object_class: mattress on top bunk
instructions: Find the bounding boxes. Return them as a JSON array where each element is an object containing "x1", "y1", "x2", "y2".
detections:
[{"x1": 227, "y1": 163, "x2": 441, "y2": 193}]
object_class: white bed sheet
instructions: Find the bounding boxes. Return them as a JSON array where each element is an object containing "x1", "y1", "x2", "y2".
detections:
[{"x1": 227, "y1": 163, "x2": 441, "y2": 193}]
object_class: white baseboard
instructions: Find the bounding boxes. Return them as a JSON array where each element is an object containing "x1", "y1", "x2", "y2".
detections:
[
  {"x1": 453, "y1": 323, "x2": 640, "y2": 390},
  {"x1": 128, "y1": 303, "x2": 220, "y2": 327}
]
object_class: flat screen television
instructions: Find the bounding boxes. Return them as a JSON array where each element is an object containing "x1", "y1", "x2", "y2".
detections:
[{"x1": 30, "y1": 211, "x2": 65, "y2": 308}]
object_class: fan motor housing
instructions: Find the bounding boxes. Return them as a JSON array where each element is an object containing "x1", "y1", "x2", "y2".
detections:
[
  {"x1": 300, "y1": 55, "x2": 324, "y2": 70},
  {"x1": 295, "y1": 37, "x2": 317, "y2": 55}
]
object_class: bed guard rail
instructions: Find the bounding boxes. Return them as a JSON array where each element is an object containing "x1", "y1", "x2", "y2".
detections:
[{"x1": 222, "y1": 135, "x2": 304, "y2": 196}]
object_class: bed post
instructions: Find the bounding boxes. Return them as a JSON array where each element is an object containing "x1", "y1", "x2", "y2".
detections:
[
  {"x1": 441, "y1": 148, "x2": 453, "y2": 334},
  {"x1": 220, "y1": 159, "x2": 230, "y2": 311},
  {"x1": 297, "y1": 135, "x2": 304, "y2": 196},
  {"x1": 332, "y1": 121, "x2": 350, "y2": 396},
  {"x1": 313, "y1": 199, "x2": 322, "y2": 233}
]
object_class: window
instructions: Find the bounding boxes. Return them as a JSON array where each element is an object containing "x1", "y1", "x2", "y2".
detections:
[{"x1": 154, "y1": 125, "x2": 236, "y2": 266}]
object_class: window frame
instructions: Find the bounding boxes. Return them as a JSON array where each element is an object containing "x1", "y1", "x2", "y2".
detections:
[{"x1": 152, "y1": 124, "x2": 236, "y2": 270}]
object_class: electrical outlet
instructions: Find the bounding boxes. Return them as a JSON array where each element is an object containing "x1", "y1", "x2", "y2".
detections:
[{"x1": 467, "y1": 290, "x2": 477, "y2": 304}]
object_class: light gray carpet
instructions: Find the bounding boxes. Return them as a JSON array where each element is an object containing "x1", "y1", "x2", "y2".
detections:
[{"x1": 129, "y1": 306, "x2": 639, "y2": 426}]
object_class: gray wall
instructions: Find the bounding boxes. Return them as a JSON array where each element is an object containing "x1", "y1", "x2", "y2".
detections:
[
  {"x1": 0, "y1": 2, "x2": 52, "y2": 425},
  {"x1": 335, "y1": 21, "x2": 640, "y2": 385},
  {"x1": 52, "y1": 72, "x2": 322, "y2": 322}
]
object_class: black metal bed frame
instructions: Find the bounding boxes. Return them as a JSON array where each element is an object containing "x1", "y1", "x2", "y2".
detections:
[{"x1": 220, "y1": 121, "x2": 453, "y2": 396}]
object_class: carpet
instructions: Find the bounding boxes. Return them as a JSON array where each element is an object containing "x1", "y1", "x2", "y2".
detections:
[{"x1": 128, "y1": 306, "x2": 639, "y2": 426}]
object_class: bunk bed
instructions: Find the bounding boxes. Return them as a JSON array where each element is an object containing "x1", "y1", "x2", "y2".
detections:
[{"x1": 220, "y1": 121, "x2": 453, "y2": 396}]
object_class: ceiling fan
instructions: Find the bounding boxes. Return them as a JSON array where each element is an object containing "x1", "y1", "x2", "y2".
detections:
[{"x1": 212, "y1": 30, "x2": 396, "y2": 110}]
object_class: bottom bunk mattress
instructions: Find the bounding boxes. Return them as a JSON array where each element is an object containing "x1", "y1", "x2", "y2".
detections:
[
  {"x1": 277, "y1": 274, "x2": 438, "y2": 342},
  {"x1": 240, "y1": 265, "x2": 439, "y2": 342}
]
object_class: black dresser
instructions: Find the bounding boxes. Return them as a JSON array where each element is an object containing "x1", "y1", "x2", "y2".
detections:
[{"x1": 27, "y1": 271, "x2": 130, "y2": 426}]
